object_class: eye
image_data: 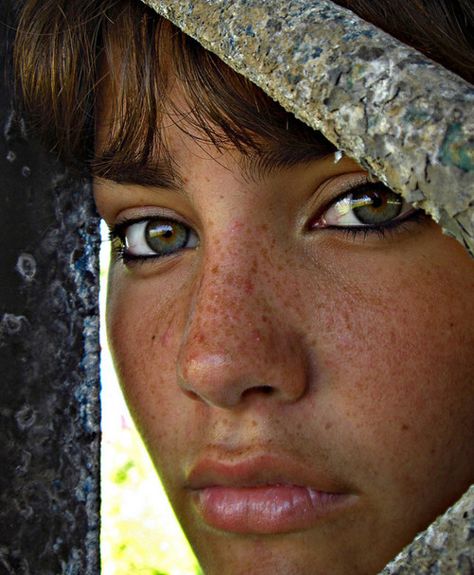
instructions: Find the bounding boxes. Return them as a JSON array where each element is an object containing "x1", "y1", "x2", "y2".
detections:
[
  {"x1": 313, "y1": 181, "x2": 415, "y2": 229},
  {"x1": 112, "y1": 217, "x2": 199, "y2": 261}
]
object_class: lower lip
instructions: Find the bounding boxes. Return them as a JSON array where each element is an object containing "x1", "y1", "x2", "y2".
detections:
[{"x1": 195, "y1": 485, "x2": 350, "y2": 534}]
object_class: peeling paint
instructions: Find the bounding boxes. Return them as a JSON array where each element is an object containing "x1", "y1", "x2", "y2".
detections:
[{"x1": 15, "y1": 253, "x2": 37, "y2": 282}]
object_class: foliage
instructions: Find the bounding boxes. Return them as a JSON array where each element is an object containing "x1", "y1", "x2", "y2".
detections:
[{"x1": 101, "y1": 408, "x2": 202, "y2": 575}]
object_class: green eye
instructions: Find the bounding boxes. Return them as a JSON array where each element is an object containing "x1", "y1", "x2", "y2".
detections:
[
  {"x1": 114, "y1": 216, "x2": 199, "y2": 261},
  {"x1": 321, "y1": 182, "x2": 413, "y2": 228},
  {"x1": 145, "y1": 220, "x2": 189, "y2": 255},
  {"x1": 351, "y1": 187, "x2": 403, "y2": 225}
]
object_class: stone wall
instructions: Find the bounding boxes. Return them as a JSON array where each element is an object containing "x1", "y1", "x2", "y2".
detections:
[{"x1": 0, "y1": 2, "x2": 101, "y2": 573}]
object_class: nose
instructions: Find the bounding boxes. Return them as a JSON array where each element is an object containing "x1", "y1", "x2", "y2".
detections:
[{"x1": 176, "y1": 254, "x2": 309, "y2": 409}]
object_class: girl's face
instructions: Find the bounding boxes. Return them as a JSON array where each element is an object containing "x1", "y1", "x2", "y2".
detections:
[{"x1": 95, "y1": 94, "x2": 474, "y2": 574}]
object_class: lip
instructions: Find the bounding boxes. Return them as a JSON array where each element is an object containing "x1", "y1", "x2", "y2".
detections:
[{"x1": 187, "y1": 454, "x2": 355, "y2": 534}]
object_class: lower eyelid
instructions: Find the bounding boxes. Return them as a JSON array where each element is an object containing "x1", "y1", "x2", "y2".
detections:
[{"x1": 334, "y1": 210, "x2": 428, "y2": 240}]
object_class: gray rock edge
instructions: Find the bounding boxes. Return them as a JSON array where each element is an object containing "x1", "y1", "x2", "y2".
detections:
[{"x1": 380, "y1": 485, "x2": 474, "y2": 574}]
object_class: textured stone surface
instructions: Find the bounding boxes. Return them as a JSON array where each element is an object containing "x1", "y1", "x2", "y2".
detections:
[
  {"x1": 141, "y1": 0, "x2": 474, "y2": 256},
  {"x1": 381, "y1": 485, "x2": 474, "y2": 574},
  {"x1": 0, "y1": 1, "x2": 100, "y2": 573}
]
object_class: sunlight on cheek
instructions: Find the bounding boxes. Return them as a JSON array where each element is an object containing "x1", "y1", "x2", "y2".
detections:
[{"x1": 100, "y1": 222, "x2": 200, "y2": 575}]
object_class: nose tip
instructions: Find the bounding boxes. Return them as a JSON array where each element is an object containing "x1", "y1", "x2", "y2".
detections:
[
  {"x1": 177, "y1": 319, "x2": 309, "y2": 409},
  {"x1": 178, "y1": 352, "x2": 277, "y2": 407}
]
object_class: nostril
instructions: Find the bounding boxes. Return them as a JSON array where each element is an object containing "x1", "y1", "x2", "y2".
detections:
[{"x1": 242, "y1": 385, "x2": 275, "y2": 399}]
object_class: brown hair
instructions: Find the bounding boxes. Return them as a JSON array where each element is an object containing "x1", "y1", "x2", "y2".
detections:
[{"x1": 13, "y1": 0, "x2": 474, "y2": 175}]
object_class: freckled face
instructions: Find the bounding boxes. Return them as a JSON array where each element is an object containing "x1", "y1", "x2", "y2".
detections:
[{"x1": 95, "y1": 111, "x2": 474, "y2": 574}]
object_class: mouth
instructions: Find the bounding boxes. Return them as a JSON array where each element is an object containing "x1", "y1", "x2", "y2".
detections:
[{"x1": 186, "y1": 454, "x2": 356, "y2": 534}]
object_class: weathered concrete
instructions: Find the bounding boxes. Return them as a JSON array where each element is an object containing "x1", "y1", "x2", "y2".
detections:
[
  {"x1": 141, "y1": 0, "x2": 474, "y2": 256},
  {"x1": 381, "y1": 485, "x2": 474, "y2": 574},
  {"x1": 0, "y1": 1, "x2": 101, "y2": 573}
]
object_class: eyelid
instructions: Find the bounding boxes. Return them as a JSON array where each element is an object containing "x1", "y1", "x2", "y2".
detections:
[
  {"x1": 316, "y1": 172, "x2": 374, "y2": 207},
  {"x1": 304, "y1": 172, "x2": 372, "y2": 224},
  {"x1": 114, "y1": 205, "x2": 191, "y2": 228}
]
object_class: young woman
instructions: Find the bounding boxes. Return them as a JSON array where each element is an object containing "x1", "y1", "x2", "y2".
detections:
[{"x1": 15, "y1": 0, "x2": 474, "y2": 573}]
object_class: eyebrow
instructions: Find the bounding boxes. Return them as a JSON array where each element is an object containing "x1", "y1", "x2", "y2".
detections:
[
  {"x1": 92, "y1": 155, "x2": 183, "y2": 190},
  {"x1": 92, "y1": 139, "x2": 337, "y2": 188},
  {"x1": 240, "y1": 141, "x2": 337, "y2": 182}
]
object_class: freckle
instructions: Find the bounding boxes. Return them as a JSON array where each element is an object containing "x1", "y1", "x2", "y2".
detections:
[
  {"x1": 151, "y1": 335, "x2": 156, "y2": 341},
  {"x1": 244, "y1": 279, "x2": 254, "y2": 294},
  {"x1": 250, "y1": 419, "x2": 257, "y2": 428},
  {"x1": 325, "y1": 422, "x2": 332, "y2": 430},
  {"x1": 401, "y1": 424, "x2": 409, "y2": 431}
]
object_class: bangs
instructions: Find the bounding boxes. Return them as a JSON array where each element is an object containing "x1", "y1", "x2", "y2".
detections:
[
  {"x1": 15, "y1": 0, "x2": 335, "y2": 176},
  {"x1": 94, "y1": 1, "x2": 335, "y2": 179}
]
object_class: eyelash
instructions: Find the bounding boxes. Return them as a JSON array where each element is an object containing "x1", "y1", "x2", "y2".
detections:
[
  {"x1": 338, "y1": 211, "x2": 426, "y2": 241},
  {"x1": 108, "y1": 182, "x2": 425, "y2": 263}
]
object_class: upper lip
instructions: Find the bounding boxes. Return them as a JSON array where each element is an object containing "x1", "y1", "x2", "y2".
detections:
[{"x1": 186, "y1": 452, "x2": 345, "y2": 493}]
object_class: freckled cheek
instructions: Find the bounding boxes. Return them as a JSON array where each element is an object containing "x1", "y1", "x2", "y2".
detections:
[
  {"x1": 106, "y1": 277, "x2": 193, "y2": 443},
  {"x1": 314, "y1": 260, "x2": 474, "y2": 456}
]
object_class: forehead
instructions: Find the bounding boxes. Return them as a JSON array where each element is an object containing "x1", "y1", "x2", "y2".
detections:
[
  {"x1": 95, "y1": 81, "x2": 338, "y2": 193},
  {"x1": 94, "y1": 21, "x2": 339, "y2": 187}
]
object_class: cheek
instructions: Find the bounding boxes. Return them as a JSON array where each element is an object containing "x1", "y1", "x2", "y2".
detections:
[
  {"x1": 313, "y1": 249, "x2": 474, "y2": 485},
  {"x1": 106, "y1": 270, "x2": 191, "y2": 458}
]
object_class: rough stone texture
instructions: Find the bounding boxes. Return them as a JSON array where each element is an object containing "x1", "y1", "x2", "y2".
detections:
[
  {"x1": 141, "y1": 0, "x2": 474, "y2": 256},
  {"x1": 381, "y1": 485, "x2": 474, "y2": 575},
  {"x1": 0, "y1": 1, "x2": 101, "y2": 573}
]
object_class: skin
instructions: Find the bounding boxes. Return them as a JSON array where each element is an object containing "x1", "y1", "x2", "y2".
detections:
[{"x1": 95, "y1": 86, "x2": 474, "y2": 574}]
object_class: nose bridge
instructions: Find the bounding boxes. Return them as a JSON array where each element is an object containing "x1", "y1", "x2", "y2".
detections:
[
  {"x1": 176, "y1": 235, "x2": 309, "y2": 408},
  {"x1": 183, "y1": 242, "x2": 270, "y2": 365}
]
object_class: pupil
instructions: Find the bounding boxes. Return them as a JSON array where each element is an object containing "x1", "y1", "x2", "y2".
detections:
[
  {"x1": 352, "y1": 186, "x2": 402, "y2": 225},
  {"x1": 146, "y1": 220, "x2": 187, "y2": 254},
  {"x1": 371, "y1": 192, "x2": 383, "y2": 209}
]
